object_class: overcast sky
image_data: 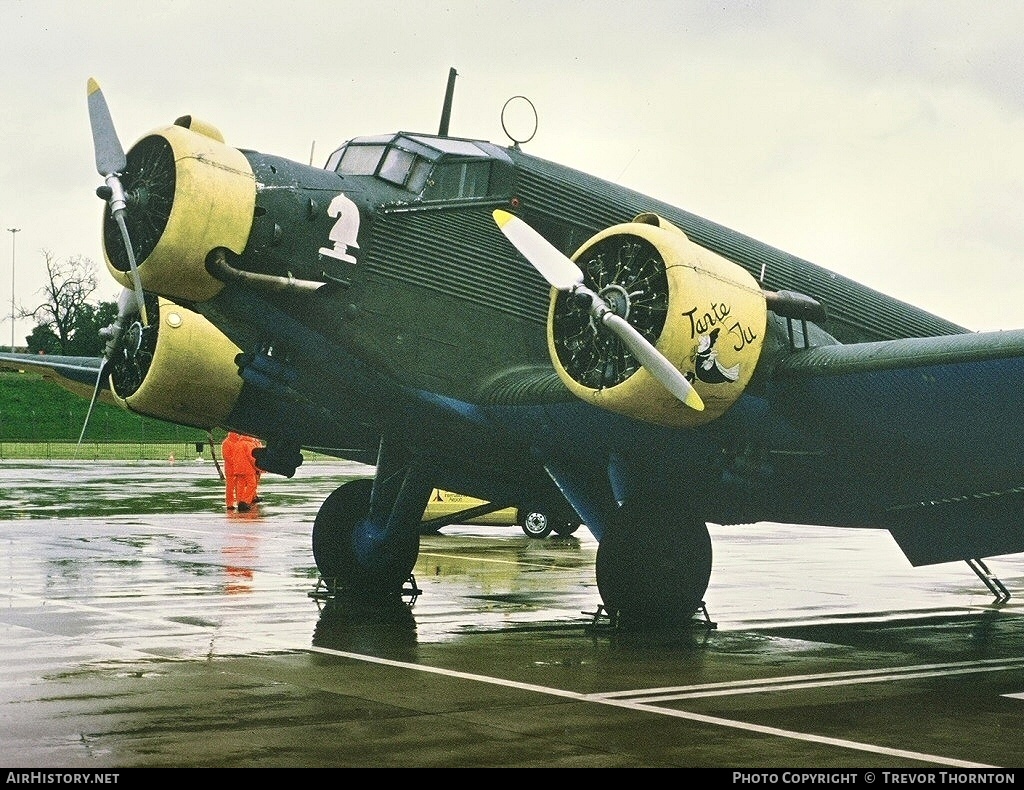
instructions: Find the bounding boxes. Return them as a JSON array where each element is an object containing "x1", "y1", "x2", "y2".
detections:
[{"x1": 2, "y1": 0, "x2": 1023, "y2": 346}]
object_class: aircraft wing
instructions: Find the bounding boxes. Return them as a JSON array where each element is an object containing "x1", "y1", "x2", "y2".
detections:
[
  {"x1": 0, "y1": 352, "x2": 108, "y2": 403},
  {"x1": 770, "y1": 328, "x2": 1024, "y2": 564}
]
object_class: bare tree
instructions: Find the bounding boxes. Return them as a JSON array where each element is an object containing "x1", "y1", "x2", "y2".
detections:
[{"x1": 21, "y1": 250, "x2": 100, "y2": 354}]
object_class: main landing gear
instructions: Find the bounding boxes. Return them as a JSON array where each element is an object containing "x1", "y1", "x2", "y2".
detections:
[
  {"x1": 594, "y1": 500, "x2": 714, "y2": 631},
  {"x1": 311, "y1": 477, "x2": 423, "y2": 597}
]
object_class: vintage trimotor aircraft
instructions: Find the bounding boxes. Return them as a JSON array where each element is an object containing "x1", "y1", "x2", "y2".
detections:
[{"x1": 6, "y1": 69, "x2": 1024, "y2": 628}]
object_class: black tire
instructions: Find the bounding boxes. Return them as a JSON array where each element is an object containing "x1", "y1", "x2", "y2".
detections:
[
  {"x1": 595, "y1": 501, "x2": 711, "y2": 629},
  {"x1": 552, "y1": 522, "x2": 581, "y2": 537},
  {"x1": 520, "y1": 510, "x2": 552, "y2": 539},
  {"x1": 312, "y1": 478, "x2": 419, "y2": 594}
]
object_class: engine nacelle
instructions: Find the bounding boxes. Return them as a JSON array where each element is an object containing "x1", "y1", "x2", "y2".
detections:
[
  {"x1": 103, "y1": 120, "x2": 255, "y2": 303},
  {"x1": 548, "y1": 214, "x2": 767, "y2": 428},
  {"x1": 108, "y1": 297, "x2": 244, "y2": 429}
]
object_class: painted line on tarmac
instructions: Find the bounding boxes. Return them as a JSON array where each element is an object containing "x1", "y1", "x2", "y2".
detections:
[
  {"x1": 0, "y1": 585, "x2": 997, "y2": 767},
  {"x1": 596, "y1": 656, "x2": 1024, "y2": 702},
  {"x1": 300, "y1": 641, "x2": 994, "y2": 768}
]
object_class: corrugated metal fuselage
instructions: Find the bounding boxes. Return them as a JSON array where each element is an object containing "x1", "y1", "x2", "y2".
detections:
[
  {"x1": 234, "y1": 143, "x2": 965, "y2": 406},
  {"x1": 201, "y1": 140, "x2": 975, "y2": 533}
]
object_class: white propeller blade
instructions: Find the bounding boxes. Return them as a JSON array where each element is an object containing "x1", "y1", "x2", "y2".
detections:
[
  {"x1": 493, "y1": 209, "x2": 584, "y2": 291},
  {"x1": 111, "y1": 212, "x2": 148, "y2": 327},
  {"x1": 76, "y1": 288, "x2": 140, "y2": 454},
  {"x1": 87, "y1": 78, "x2": 148, "y2": 327},
  {"x1": 87, "y1": 77, "x2": 126, "y2": 177},
  {"x1": 601, "y1": 312, "x2": 704, "y2": 410},
  {"x1": 493, "y1": 209, "x2": 704, "y2": 411},
  {"x1": 74, "y1": 361, "x2": 107, "y2": 457}
]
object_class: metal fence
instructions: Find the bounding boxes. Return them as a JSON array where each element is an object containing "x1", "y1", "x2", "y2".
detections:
[
  {"x1": 0, "y1": 441, "x2": 346, "y2": 463},
  {"x1": 0, "y1": 441, "x2": 214, "y2": 462}
]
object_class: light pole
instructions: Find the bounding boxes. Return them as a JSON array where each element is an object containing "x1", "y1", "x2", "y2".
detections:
[{"x1": 7, "y1": 228, "x2": 18, "y2": 352}]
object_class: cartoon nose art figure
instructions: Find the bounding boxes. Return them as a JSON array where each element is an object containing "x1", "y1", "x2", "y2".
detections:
[{"x1": 694, "y1": 329, "x2": 740, "y2": 384}]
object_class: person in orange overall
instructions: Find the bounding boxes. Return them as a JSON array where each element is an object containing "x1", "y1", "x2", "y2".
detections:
[
  {"x1": 241, "y1": 433, "x2": 264, "y2": 504},
  {"x1": 222, "y1": 432, "x2": 261, "y2": 512}
]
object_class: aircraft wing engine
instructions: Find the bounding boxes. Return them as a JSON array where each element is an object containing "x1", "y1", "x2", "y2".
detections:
[
  {"x1": 101, "y1": 120, "x2": 256, "y2": 304},
  {"x1": 106, "y1": 296, "x2": 245, "y2": 430},
  {"x1": 548, "y1": 213, "x2": 768, "y2": 427}
]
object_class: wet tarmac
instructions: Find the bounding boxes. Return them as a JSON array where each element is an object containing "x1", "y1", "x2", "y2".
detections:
[{"x1": 2, "y1": 459, "x2": 1024, "y2": 769}]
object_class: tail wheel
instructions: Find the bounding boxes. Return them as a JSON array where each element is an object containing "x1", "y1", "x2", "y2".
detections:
[
  {"x1": 520, "y1": 510, "x2": 552, "y2": 539},
  {"x1": 312, "y1": 478, "x2": 419, "y2": 594},
  {"x1": 595, "y1": 501, "x2": 712, "y2": 629}
]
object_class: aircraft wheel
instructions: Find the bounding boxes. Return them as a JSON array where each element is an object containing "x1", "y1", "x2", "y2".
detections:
[
  {"x1": 553, "y1": 522, "x2": 581, "y2": 537},
  {"x1": 595, "y1": 502, "x2": 711, "y2": 629},
  {"x1": 520, "y1": 510, "x2": 553, "y2": 538},
  {"x1": 312, "y1": 478, "x2": 420, "y2": 594}
]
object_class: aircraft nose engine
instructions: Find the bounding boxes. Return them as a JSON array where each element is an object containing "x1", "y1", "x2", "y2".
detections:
[
  {"x1": 101, "y1": 121, "x2": 256, "y2": 304},
  {"x1": 549, "y1": 214, "x2": 769, "y2": 427}
]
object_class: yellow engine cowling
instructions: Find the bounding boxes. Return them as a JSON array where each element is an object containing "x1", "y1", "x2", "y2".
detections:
[
  {"x1": 103, "y1": 120, "x2": 255, "y2": 304},
  {"x1": 547, "y1": 214, "x2": 767, "y2": 428},
  {"x1": 109, "y1": 298, "x2": 244, "y2": 430}
]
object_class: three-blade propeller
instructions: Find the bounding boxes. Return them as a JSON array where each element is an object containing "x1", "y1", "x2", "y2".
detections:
[{"x1": 492, "y1": 209, "x2": 704, "y2": 411}]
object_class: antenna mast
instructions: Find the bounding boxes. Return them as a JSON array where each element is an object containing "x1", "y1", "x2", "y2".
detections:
[{"x1": 437, "y1": 67, "x2": 458, "y2": 136}]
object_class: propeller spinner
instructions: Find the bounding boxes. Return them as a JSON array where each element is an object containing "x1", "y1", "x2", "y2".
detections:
[{"x1": 492, "y1": 209, "x2": 704, "y2": 411}]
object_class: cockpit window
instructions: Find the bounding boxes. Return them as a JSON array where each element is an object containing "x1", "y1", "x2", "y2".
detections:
[
  {"x1": 324, "y1": 148, "x2": 343, "y2": 172},
  {"x1": 338, "y1": 144, "x2": 386, "y2": 176},
  {"x1": 428, "y1": 160, "x2": 491, "y2": 199},
  {"x1": 378, "y1": 147, "x2": 412, "y2": 183},
  {"x1": 406, "y1": 158, "x2": 433, "y2": 193},
  {"x1": 326, "y1": 132, "x2": 512, "y2": 200},
  {"x1": 374, "y1": 147, "x2": 415, "y2": 188}
]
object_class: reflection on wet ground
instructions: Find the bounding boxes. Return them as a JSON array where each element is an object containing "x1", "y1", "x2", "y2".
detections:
[
  {"x1": 312, "y1": 596, "x2": 420, "y2": 659},
  {"x1": 0, "y1": 458, "x2": 356, "y2": 519},
  {"x1": 3, "y1": 460, "x2": 1024, "y2": 768}
]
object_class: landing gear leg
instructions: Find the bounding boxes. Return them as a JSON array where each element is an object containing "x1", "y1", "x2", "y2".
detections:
[
  {"x1": 966, "y1": 558, "x2": 1011, "y2": 604},
  {"x1": 311, "y1": 439, "x2": 430, "y2": 598}
]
